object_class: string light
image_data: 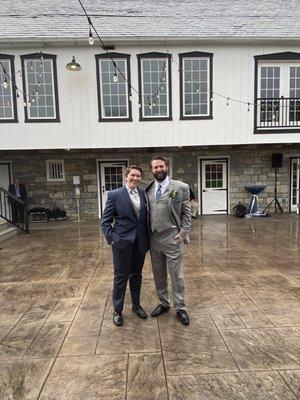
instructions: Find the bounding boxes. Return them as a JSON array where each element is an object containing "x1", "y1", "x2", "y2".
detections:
[
  {"x1": 226, "y1": 97, "x2": 230, "y2": 106},
  {"x1": 129, "y1": 93, "x2": 133, "y2": 101},
  {"x1": 113, "y1": 72, "x2": 118, "y2": 83},
  {"x1": 0, "y1": 52, "x2": 44, "y2": 107},
  {"x1": 88, "y1": 26, "x2": 94, "y2": 45}
]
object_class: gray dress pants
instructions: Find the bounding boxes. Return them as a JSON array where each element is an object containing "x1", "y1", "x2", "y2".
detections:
[{"x1": 150, "y1": 227, "x2": 186, "y2": 311}]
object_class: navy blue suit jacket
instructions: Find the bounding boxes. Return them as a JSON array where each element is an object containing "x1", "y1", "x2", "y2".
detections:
[
  {"x1": 101, "y1": 186, "x2": 149, "y2": 254},
  {"x1": 8, "y1": 184, "x2": 27, "y2": 201}
]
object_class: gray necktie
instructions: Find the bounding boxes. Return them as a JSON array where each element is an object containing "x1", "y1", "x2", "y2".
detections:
[
  {"x1": 130, "y1": 189, "x2": 140, "y2": 217},
  {"x1": 156, "y1": 184, "x2": 162, "y2": 201}
]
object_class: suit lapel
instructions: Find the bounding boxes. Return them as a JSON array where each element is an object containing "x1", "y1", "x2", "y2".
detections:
[
  {"x1": 121, "y1": 186, "x2": 137, "y2": 219},
  {"x1": 167, "y1": 179, "x2": 176, "y2": 211}
]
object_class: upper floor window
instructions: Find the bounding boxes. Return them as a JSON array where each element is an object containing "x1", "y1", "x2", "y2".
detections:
[
  {"x1": 179, "y1": 52, "x2": 213, "y2": 120},
  {"x1": 0, "y1": 54, "x2": 18, "y2": 122},
  {"x1": 255, "y1": 52, "x2": 300, "y2": 132},
  {"x1": 96, "y1": 53, "x2": 132, "y2": 122},
  {"x1": 137, "y1": 52, "x2": 172, "y2": 121},
  {"x1": 21, "y1": 53, "x2": 60, "y2": 122}
]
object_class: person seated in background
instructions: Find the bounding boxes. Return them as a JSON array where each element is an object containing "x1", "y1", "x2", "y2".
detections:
[{"x1": 189, "y1": 188, "x2": 198, "y2": 219}]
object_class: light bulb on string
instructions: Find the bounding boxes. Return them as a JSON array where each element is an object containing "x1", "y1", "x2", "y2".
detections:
[
  {"x1": 3, "y1": 78, "x2": 8, "y2": 89},
  {"x1": 88, "y1": 26, "x2": 95, "y2": 45},
  {"x1": 113, "y1": 72, "x2": 118, "y2": 83},
  {"x1": 226, "y1": 97, "x2": 230, "y2": 106},
  {"x1": 138, "y1": 102, "x2": 142, "y2": 109},
  {"x1": 23, "y1": 101, "x2": 27, "y2": 107},
  {"x1": 16, "y1": 91, "x2": 20, "y2": 101},
  {"x1": 6, "y1": 101, "x2": 10, "y2": 106},
  {"x1": 28, "y1": 99, "x2": 32, "y2": 107},
  {"x1": 31, "y1": 98, "x2": 35, "y2": 103},
  {"x1": 35, "y1": 90, "x2": 39, "y2": 96},
  {"x1": 30, "y1": 62, "x2": 34, "y2": 70},
  {"x1": 129, "y1": 93, "x2": 133, "y2": 102}
]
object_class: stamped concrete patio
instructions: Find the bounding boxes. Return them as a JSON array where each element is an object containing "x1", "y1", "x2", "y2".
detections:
[{"x1": 0, "y1": 215, "x2": 299, "y2": 400}]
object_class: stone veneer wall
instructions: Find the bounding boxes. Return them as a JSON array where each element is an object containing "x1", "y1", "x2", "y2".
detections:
[{"x1": 1, "y1": 144, "x2": 300, "y2": 217}]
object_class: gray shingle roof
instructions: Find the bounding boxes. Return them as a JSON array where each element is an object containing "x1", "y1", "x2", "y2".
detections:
[{"x1": 1, "y1": 0, "x2": 300, "y2": 40}]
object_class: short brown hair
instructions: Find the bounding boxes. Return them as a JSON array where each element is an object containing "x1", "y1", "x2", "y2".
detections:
[
  {"x1": 149, "y1": 155, "x2": 169, "y2": 169},
  {"x1": 125, "y1": 165, "x2": 143, "y2": 177}
]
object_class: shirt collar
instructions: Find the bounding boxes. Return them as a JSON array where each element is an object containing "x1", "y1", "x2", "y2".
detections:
[
  {"x1": 155, "y1": 176, "x2": 170, "y2": 191},
  {"x1": 125, "y1": 184, "x2": 138, "y2": 194}
]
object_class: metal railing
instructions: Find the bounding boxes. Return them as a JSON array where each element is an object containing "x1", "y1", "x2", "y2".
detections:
[
  {"x1": 0, "y1": 186, "x2": 29, "y2": 233},
  {"x1": 255, "y1": 97, "x2": 300, "y2": 129}
]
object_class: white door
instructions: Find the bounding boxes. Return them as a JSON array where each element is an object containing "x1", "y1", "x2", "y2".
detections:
[
  {"x1": 99, "y1": 161, "x2": 127, "y2": 215},
  {"x1": 0, "y1": 162, "x2": 12, "y2": 220},
  {"x1": 290, "y1": 157, "x2": 300, "y2": 213},
  {"x1": 201, "y1": 159, "x2": 228, "y2": 215}
]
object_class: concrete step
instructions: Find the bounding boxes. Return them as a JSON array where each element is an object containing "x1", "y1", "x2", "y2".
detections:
[{"x1": 0, "y1": 219, "x2": 18, "y2": 242}]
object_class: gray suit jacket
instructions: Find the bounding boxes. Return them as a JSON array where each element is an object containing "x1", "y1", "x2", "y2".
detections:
[{"x1": 145, "y1": 178, "x2": 191, "y2": 244}]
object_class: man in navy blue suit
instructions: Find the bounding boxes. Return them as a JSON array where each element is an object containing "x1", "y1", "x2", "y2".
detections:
[
  {"x1": 101, "y1": 165, "x2": 149, "y2": 326},
  {"x1": 8, "y1": 178, "x2": 27, "y2": 223}
]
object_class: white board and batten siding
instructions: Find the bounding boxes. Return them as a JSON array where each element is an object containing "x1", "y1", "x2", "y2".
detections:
[{"x1": 0, "y1": 43, "x2": 300, "y2": 151}]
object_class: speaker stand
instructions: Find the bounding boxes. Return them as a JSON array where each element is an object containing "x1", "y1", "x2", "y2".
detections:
[{"x1": 263, "y1": 168, "x2": 283, "y2": 213}]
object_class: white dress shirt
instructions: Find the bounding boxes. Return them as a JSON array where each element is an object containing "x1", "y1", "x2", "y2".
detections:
[
  {"x1": 155, "y1": 176, "x2": 170, "y2": 197},
  {"x1": 126, "y1": 185, "x2": 140, "y2": 215}
]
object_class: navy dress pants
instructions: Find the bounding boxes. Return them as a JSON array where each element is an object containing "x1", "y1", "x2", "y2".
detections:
[{"x1": 112, "y1": 240, "x2": 145, "y2": 312}]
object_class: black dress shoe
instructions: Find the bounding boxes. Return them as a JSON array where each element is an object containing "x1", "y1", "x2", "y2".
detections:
[
  {"x1": 132, "y1": 305, "x2": 147, "y2": 319},
  {"x1": 151, "y1": 304, "x2": 170, "y2": 317},
  {"x1": 113, "y1": 311, "x2": 123, "y2": 326},
  {"x1": 176, "y1": 309, "x2": 190, "y2": 325}
]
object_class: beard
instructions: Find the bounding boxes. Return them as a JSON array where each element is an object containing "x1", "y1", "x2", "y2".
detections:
[{"x1": 153, "y1": 170, "x2": 168, "y2": 182}]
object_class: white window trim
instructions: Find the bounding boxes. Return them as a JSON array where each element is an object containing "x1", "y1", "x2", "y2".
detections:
[
  {"x1": 0, "y1": 60, "x2": 14, "y2": 120},
  {"x1": 141, "y1": 58, "x2": 170, "y2": 119},
  {"x1": 46, "y1": 159, "x2": 65, "y2": 182},
  {"x1": 24, "y1": 59, "x2": 57, "y2": 120},
  {"x1": 258, "y1": 61, "x2": 300, "y2": 97},
  {"x1": 182, "y1": 56, "x2": 210, "y2": 118},
  {"x1": 99, "y1": 58, "x2": 129, "y2": 120}
]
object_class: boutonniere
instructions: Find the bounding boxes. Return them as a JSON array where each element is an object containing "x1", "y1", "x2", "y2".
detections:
[{"x1": 169, "y1": 190, "x2": 177, "y2": 199}]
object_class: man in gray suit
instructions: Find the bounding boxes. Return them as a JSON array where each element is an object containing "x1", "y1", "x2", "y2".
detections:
[{"x1": 145, "y1": 156, "x2": 191, "y2": 325}]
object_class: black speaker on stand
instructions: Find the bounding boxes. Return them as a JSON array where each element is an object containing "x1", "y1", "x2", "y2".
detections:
[{"x1": 263, "y1": 153, "x2": 284, "y2": 213}]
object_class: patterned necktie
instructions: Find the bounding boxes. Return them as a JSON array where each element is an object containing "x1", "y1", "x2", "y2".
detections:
[
  {"x1": 130, "y1": 189, "x2": 140, "y2": 217},
  {"x1": 156, "y1": 184, "x2": 162, "y2": 201}
]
